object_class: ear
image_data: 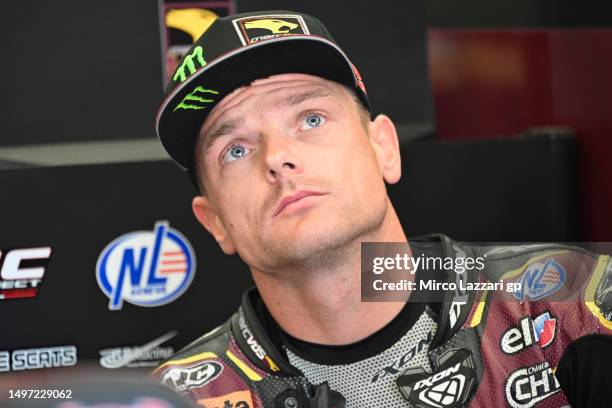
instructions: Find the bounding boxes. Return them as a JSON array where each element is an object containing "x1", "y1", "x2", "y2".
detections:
[
  {"x1": 192, "y1": 195, "x2": 236, "y2": 255},
  {"x1": 368, "y1": 114, "x2": 402, "y2": 184}
]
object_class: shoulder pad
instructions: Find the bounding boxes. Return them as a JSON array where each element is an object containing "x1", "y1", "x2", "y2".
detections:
[{"x1": 152, "y1": 320, "x2": 265, "y2": 406}]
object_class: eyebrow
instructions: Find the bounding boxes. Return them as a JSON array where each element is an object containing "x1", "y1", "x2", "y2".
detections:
[
  {"x1": 202, "y1": 117, "x2": 245, "y2": 156},
  {"x1": 274, "y1": 88, "x2": 332, "y2": 108}
]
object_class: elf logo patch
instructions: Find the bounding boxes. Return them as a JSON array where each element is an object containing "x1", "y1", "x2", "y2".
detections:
[
  {"x1": 397, "y1": 349, "x2": 476, "y2": 408},
  {"x1": 500, "y1": 312, "x2": 557, "y2": 355},
  {"x1": 232, "y1": 15, "x2": 309, "y2": 46}
]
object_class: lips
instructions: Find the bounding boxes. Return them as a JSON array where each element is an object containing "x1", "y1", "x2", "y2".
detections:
[{"x1": 273, "y1": 190, "x2": 326, "y2": 217}]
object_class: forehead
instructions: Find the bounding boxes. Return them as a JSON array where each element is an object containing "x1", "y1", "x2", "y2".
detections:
[{"x1": 200, "y1": 74, "x2": 350, "y2": 135}]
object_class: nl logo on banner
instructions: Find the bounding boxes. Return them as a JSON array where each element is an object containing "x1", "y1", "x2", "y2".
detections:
[{"x1": 96, "y1": 221, "x2": 195, "y2": 310}]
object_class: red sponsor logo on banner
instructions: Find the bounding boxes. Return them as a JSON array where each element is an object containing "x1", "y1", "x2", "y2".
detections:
[{"x1": 0, "y1": 247, "x2": 52, "y2": 300}]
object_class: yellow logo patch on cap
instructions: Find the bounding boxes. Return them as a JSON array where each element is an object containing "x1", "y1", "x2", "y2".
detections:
[{"x1": 232, "y1": 14, "x2": 309, "y2": 46}]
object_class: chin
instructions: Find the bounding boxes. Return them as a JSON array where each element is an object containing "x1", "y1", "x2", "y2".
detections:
[
  {"x1": 261, "y1": 216, "x2": 373, "y2": 269},
  {"x1": 256, "y1": 196, "x2": 388, "y2": 268}
]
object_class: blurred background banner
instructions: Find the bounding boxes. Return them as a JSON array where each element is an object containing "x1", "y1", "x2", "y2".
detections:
[
  {"x1": 0, "y1": 162, "x2": 253, "y2": 377},
  {"x1": 0, "y1": 0, "x2": 610, "y2": 381},
  {"x1": 0, "y1": 1, "x2": 164, "y2": 145}
]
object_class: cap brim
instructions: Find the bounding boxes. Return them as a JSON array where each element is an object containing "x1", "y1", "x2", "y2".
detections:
[{"x1": 156, "y1": 36, "x2": 367, "y2": 171}]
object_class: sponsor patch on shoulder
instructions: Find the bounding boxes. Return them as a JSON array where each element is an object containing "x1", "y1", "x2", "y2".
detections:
[
  {"x1": 232, "y1": 14, "x2": 309, "y2": 46},
  {"x1": 161, "y1": 360, "x2": 223, "y2": 393},
  {"x1": 512, "y1": 259, "x2": 565, "y2": 301}
]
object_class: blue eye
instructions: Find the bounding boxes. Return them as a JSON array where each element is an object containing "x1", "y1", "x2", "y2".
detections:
[
  {"x1": 302, "y1": 113, "x2": 326, "y2": 130},
  {"x1": 222, "y1": 144, "x2": 250, "y2": 164}
]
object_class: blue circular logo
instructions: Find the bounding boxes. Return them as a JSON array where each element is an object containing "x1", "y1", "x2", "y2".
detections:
[{"x1": 96, "y1": 221, "x2": 195, "y2": 310}]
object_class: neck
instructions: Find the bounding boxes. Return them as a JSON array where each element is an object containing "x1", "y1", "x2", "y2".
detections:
[{"x1": 251, "y1": 202, "x2": 410, "y2": 345}]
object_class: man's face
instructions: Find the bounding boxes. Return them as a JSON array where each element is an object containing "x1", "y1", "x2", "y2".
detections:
[{"x1": 193, "y1": 73, "x2": 398, "y2": 272}]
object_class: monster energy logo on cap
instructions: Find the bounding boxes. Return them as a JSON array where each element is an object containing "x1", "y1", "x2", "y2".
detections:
[
  {"x1": 174, "y1": 86, "x2": 219, "y2": 111},
  {"x1": 173, "y1": 46, "x2": 206, "y2": 83}
]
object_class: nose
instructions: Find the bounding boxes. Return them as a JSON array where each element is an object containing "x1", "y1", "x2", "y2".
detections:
[{"x1": 264, "y1": 134, "x2": 303, "y2": 183}]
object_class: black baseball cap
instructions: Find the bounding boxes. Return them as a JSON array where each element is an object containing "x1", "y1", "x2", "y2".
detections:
[{"x1": 156, "y1": 10, "x2": 371, "y2": 172}]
